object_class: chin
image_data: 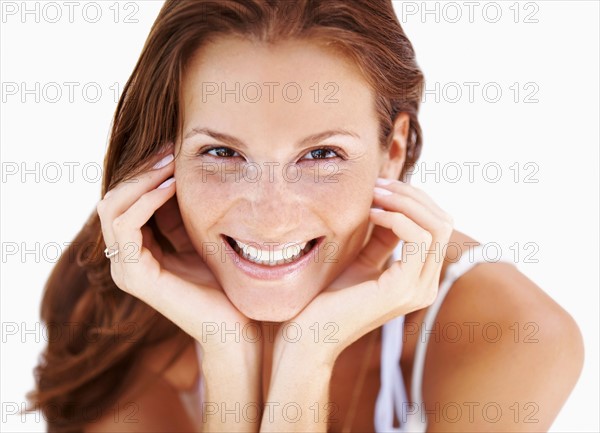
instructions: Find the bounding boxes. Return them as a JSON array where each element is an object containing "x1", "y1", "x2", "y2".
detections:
[
  {"x1": 222, "y1": 285, "x2": 317, "y2": 322},
  {"x1": 241, "y1": 304, "x2": 303, "y2": 322}
]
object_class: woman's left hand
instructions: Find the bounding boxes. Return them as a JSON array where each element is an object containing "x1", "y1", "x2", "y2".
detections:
[{"x1": 273, "y1": 178, "x2": 454, "y2": 366}]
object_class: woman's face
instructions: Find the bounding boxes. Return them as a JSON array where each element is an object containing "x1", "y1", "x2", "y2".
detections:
[{"x1": 175, "y1": 36, "x2": 402, "y2": 321}]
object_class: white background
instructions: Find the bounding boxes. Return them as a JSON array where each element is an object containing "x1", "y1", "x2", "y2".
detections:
[{"x1": 1, "y1": 1, "x2": 598, "y2": 431}]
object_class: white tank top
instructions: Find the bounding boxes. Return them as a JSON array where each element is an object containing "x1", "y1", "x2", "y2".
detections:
[{"x1": 181, "y1": 242, "x2": 513, "y2": 432}]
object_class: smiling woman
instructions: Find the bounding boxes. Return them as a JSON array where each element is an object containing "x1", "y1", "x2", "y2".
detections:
[
  {"x1": 176, "y1": 37, "x2": 395, "y2": 321},
  {"x1": 25, "y1": 1, "x2": 583, "y2": 433}
]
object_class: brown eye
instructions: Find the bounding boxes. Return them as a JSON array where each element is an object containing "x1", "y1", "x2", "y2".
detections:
[{"x1": 203, "y1": 147, "x2": 239, "y2": 158}]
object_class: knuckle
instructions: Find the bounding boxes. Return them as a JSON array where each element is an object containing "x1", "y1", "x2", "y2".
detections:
[
  {"x1": 420, "y1": 231, "x2": 433, "y2": 245},
  {"x1": 112, "y1": 215, "x2": 128, "y2": 233},
  {"x1": 137, "y1": 192, "x2": 153, "y2": 207},
  {"x1": 439, "y1": 220, "x2": 454, "y2": 236},
  {"x1": 443, "y1": 212, "x2": 455, "y2": 228},
  {"x1": 96, "y1": 198, "x2": 108, "y2": 216}
]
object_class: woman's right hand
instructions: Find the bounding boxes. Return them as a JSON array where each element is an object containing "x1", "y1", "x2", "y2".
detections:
[
  {"x1": 96, "y1": 144, "x2": 257, "y2": 360},
  {"x1": 97, "y1": 145, "x2": 262, "y2": 431}
]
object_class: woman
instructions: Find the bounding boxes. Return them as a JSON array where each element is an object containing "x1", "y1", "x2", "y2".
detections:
[{"x1": 27, "y1": 1, "x2": 584, "y2": 432}]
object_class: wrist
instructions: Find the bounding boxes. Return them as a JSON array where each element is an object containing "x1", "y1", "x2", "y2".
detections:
[
  {"x1": 263, "y1": 349, "x2": 334, "y2": 433},
  {"x1": 201, "y1": 340, "x2": 262, "y2": 372},
  {"x1": 271, "y1": 340, "x2": 335, "y2": 385},
  {"x1": 200, "y1": 343, "x2": 263, "y2": 430},
  {"x1": 271, "y1": 325, "x2": 342, "y2": 373}
]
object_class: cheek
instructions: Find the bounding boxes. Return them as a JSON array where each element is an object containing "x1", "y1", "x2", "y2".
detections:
[
  {"x1": 174, "y1": 167, "x2": 227, "y2": 233},
  {"x1": 302, "y1": 169, "x2": 375, "y2": 233},
  {"x1": 175, "y1": 161, "x2": 376, "y2": 234}
]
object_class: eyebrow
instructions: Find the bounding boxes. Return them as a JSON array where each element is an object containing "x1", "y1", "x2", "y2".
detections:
[{"x1": 183, "y1": 127, "x2": 361, "y2": 148}]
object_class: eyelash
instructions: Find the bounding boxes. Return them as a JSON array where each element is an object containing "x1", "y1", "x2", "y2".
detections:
[
  {"x1": 198, "y1": 147, "x2": 240, "y2": 158},
  {"x1": 196, "y1": 146, "x2": 344, "y2": 161}
]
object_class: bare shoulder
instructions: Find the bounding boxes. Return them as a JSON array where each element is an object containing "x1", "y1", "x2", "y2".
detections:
[
  {"x1": 83, "y1": 338, "x2": 199, "y2": 433},
  {"x1": 415, "y1": 229, "x2": 584, "y2": 431},
  {"x1": 83, "y1": 375, "x2": 196, "y2": 433}
]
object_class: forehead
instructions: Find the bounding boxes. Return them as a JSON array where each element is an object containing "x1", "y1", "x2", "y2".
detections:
[
  {"x1": 180, "y1": 36, "x2": 378, "y2": 139},
  {"x1": 183, "y1": 36, "x2": 369, "y2": 93}
]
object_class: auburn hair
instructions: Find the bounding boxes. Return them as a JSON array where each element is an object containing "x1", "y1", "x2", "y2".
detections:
[{"x1": 26, "y1": 1, "x2": 424, "y2": 431}]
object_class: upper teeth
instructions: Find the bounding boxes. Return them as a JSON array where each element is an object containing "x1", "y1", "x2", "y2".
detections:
[{"x1": 234, "y1": 239, "x2": 307, "y2": 265}]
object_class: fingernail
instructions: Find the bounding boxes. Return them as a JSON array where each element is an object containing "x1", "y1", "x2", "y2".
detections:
[
  {"x1": 376, "y1": 177, "x2": 394, "y2": 186},
  {"x1": 153, "y1": 154, "x2": 174, "y2": 169},
  {"x1": 374, "y1": 187, "x2": 393, "y2": 196},
  {"x1": 370, "y1": 207, "x2": 384, "y2": 213},
  {"x1": 157, "y1": 177, "x2": 175, "y2": 189}
]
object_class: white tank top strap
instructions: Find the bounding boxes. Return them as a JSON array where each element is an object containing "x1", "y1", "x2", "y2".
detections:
[
  {"x1": 375, "y1": 314, "x2": 407, "y2": 432},
  {"x1": 408, "y1": 242, "x2": 515, "y2": 430},
  {"x1": 375, "y1": 240, "x2": 425, "y2": 432},
  {"x1": 376, "y1": 241, "x2": 515, "y2": 432}
]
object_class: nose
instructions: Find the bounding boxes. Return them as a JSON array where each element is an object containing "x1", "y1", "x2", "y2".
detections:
[{"x1": 239, "y1": 163, "x2": 304, "y2": 238}]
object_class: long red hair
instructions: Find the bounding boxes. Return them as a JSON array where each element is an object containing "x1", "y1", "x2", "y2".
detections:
[{"x1": 26, "y1": 1, "x2": 425, "y2": 431}]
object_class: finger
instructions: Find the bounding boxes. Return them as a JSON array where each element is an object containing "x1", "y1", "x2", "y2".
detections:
[
  {"x1": 112, "y1": 177, "x2": 177, "y2": 252},
  {"x1": 154, "y1": 195, "x2": 196, "y2": 253},
  {"x1": 375, "y1": 178, "x2": 449, "y2": 220},
  {"x1": 97, "y1": 199, "x2": 118, "y2": 257},
  {"x1": 103, "y1": 148, "x2": 175, "y2": 217},
  {"x1": 100, "y1": 159, "x2": 174, "y2": 249},
  {"x1": 96, "y1": 155, "x2": 174, "y2": 255},
  {"x1": 367, "y1": 208, "x2": 431, "y2": 278},
  {"x1": 103, "y1": 143, "x2": 174, "y2": 200},
  {"x1": 107, "y1": 178, "x2": 176, "y2": 291},
  {"x1": 373, "y1": 185, "x2": 454, "y2": 283},
  {"x1": 420, "y1": 220, "x2": 453, "y2": 285},
  {"x1": 373, "y1": 187, "x2": 444, "y2": 239},
  {"x1": 358, "y1": 215, "x2": 400, "y2": 269}
]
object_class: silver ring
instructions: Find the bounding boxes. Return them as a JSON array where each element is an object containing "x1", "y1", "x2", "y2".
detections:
[{"x1": 104, "y1": 246, "x2": 119, "y2": 259}]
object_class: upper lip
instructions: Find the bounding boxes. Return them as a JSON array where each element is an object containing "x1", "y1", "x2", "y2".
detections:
[{"x1": 223, "y1": 234, "x2": 315, "y2": 251}]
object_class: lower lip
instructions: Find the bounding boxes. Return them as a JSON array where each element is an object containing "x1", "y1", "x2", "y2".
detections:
[{"x1": 221, "y1": 235, "x2": 323, "y2": 281}]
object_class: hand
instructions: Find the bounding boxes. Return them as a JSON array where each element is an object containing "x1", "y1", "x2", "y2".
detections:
[
  {"x1": 273, "y1": 178, "x2": 454, "y2": 365},
  {"x1": 96, "y1": 144, "x2": 257, "y2": 359}
]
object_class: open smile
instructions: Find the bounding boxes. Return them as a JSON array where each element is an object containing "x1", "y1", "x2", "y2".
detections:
[
  {"x1": 224, "y1": 236, "x2": 317, "y2": 265},
  {"x1": 221, "y1": 235, "x2": 324, "y2": 280}
]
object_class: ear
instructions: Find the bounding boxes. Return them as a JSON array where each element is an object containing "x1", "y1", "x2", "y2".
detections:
[{"x1": 378, "y1": 112, "x2": 410, "y2": 180}]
